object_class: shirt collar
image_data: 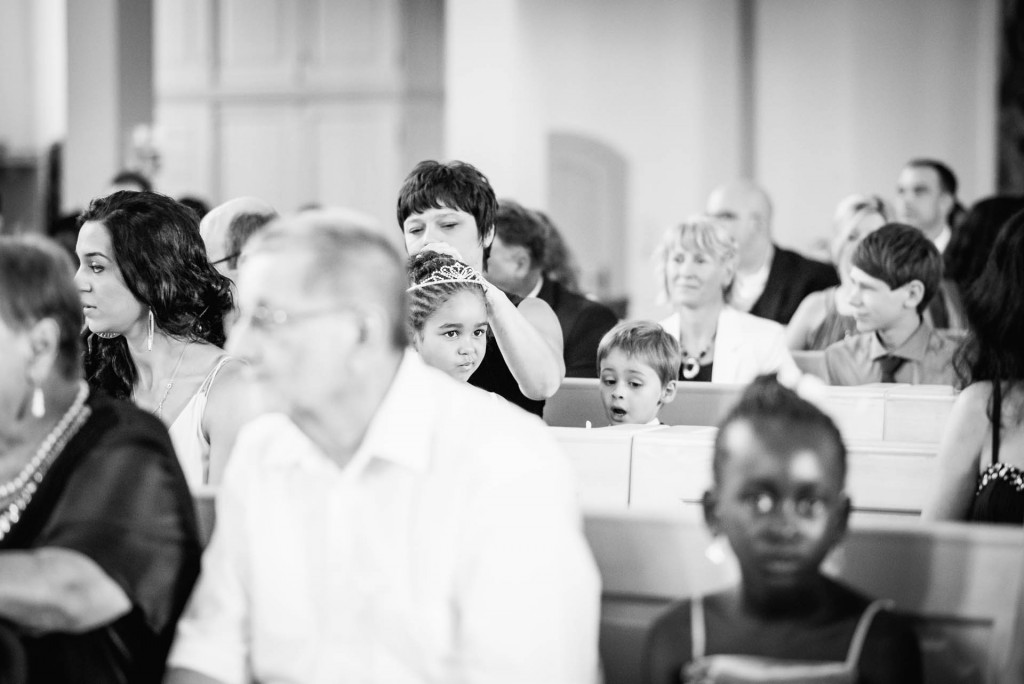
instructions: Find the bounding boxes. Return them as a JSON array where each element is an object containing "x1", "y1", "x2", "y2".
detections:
[
  {"x1": 525, "y1": 275, "x2": 544, "y2": 299},
  {"x1": 268, "y1": 350, "x2": 436, "y2": 475},
  {"x1": 869, "y1": 318, "x2": 933, "y2": 362},
  {"x1": 933, "y1": 225, "x2": 952, "y2": 253},
  {"x1": 348, "y1": 350, "x2": 436, "y2": 474}
]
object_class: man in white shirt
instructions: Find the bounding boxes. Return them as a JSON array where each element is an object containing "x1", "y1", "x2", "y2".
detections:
[
  {"x1": 165, "y1": 216, "x2": 601, "y2": 684},
  {"x1": 894, "y1": 158, "x2": 963, "y2": 255}
]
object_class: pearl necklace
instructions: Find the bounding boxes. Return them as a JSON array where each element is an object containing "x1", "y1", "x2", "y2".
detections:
[{"x1": 0, "y1": 382, "x2": 91, "y2": 540}]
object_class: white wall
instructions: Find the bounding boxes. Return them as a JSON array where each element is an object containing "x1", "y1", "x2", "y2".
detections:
[
  {"x1": 445, "y1": 0, "x2": 999, "y2": 318},
  {"x1": 447, "y1": 0, "x2": 747, "y2": 319},
  {"x1": 0, "y1": 0, "x2": 66, "y2": 154},
  {"x1": 756, "y1": 0, "x2": 999, "y2": 251}
]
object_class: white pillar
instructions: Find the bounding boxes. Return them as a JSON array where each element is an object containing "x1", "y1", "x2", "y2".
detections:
[{"x1": 64, "y1": 0, "x2": 153, "y2": 211}]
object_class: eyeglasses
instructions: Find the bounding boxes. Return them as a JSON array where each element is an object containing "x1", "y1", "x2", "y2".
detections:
[{"x1": 239, "y1": 304, "x2": 357, "y2": 332}]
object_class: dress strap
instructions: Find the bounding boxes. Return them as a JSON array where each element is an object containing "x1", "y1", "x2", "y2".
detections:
[
  {"x1": 200, "y1": 356, "x2": 233, "y2": 396},
  {"x1": 992, "y1": 381, "x2": 1002, "y2": 466},
  {"x1": 845, "y1": 599, "x2": 892, "y2": 667},
  {"x1": 690, "y1": 596, "x2": 706, "y2": 659}
]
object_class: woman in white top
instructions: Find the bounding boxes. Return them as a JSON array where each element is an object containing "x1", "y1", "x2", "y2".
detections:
[
  {"x1": 75, "y1": 190, "x2": 260, "y2": 488},
  {"x1": 655, "y1": 215, "x2": 801, "y2": 386}
]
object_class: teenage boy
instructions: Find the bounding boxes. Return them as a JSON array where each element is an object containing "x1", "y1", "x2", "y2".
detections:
[{"x1": 824, "y1": 223, "x2": 958, "y2": 386}]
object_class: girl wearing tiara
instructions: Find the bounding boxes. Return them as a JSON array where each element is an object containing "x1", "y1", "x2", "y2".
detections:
[{"x1": 408, "y1": 251, "x2": 489, "y2": 381}]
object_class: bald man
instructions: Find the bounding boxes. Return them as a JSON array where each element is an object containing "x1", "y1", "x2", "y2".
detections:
[
  {"x1": 199, "y1": 197, "x2": 278, "y2": 282},
  {"x1": 707, "y1": 180, "x2": 838, "y2": 325}
]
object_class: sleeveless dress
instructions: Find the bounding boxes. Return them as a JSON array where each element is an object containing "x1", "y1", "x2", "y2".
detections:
[
  {"x1": 969, "y1": 382, "x2": 1024, "y2": 524},
  {"x1": 468, "y1": 293, "x2": 545, "y2": 417},
  {"x1": 168, "y1": 356, "x2": 233, "y2": 489},
  {"x1": 684, "y1": 596, "x2": 890, "y2": 683},
  {"x1": 806, "y1": 287, "x2": 858, "y2": 351}
]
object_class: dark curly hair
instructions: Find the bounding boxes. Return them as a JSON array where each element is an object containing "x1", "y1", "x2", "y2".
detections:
[
  {"x1": 953, "y1": 211, "x2": 1024, "y2": 411},
  {"x1": 396, "y1": 160, "x2": 498, "y2": 267},
  {"x1": 407, "y1": 251, "x2": 486, "y2": 338},
  {"x1": 79, "y1": 190, "x2": 234, "y2": 398}
]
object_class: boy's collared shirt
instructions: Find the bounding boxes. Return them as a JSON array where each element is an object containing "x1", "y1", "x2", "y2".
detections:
[{"x1": 823, "y1": 318, "x2": 958, "y2": 386}]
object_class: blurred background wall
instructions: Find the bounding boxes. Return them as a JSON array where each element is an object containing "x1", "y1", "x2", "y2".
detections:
[{"x1": 0, "y1": 0, "x2": 1006, "y2": 318}]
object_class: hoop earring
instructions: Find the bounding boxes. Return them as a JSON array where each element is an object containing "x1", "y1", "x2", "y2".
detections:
[
  {"x1": 147, "y1": 309, "x2": 155, "y2": 352},
  {"x1": 30, "y1": 386, "x2": 45, "y2": 419}
]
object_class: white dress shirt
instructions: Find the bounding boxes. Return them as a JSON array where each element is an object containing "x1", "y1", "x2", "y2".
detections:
[
  {"x1": 168, "y1": 351, "x2": 601, "y2": 684},
  {"x1": 932, "y1": 225, "x2": 951, "y2": 254}
]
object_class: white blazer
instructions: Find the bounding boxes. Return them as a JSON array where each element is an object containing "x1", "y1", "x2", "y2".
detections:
[{"x1": 660, "y1": 307, "x2": 802, "y2": 386}]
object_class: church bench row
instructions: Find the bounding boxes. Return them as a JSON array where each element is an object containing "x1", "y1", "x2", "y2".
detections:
[
  {"x1": 544, "y1": 378, "x2": 955, "y2": 443},
  {"x1": 586, "y1": 509, "x2": 1024, "y2": 684},
  {"x1": 554, "y1": 424, "x2": 938, "y2": 518}
]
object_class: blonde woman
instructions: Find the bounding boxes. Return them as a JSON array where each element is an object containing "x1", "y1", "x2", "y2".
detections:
[{"x1": 655, "y1": 215, "x2": 800, "y2": 385}]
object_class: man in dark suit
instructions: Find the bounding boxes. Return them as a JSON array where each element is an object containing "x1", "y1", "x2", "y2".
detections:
[
  {"x1": 707, "y1": 179, "x2": 839, "y2": 325},
  {"x1": 487, "y1": 200, "x2": 618, "y2": 378}
]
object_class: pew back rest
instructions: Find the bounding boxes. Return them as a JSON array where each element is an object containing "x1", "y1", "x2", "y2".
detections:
[
  {"x1": 584, "y1": 509, "x2": 1024, "y2": 684},
  {"x1": 544, "y1": 378, "x2": 955, "y2": 443},
  {"x1": 556, "y1": 426, "x2": 938, "y2": 516}
]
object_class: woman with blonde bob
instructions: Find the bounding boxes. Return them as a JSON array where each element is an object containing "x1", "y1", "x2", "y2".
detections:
[{"x1": 656, "y1": 215, "x2": 800, "y2": 384}]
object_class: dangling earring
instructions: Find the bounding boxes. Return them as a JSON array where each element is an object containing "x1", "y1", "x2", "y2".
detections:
[
  {"x1": 147, "y1": 308, "x2": 155, "y2": 352},
  {"x1": 30, "y1": 386, "x2": 45, "y2": 419},
  {"x1": 704, "y1": 535, "x2": 728, "y2": 566}
]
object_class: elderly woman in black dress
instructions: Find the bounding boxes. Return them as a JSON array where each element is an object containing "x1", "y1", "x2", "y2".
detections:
[{"x1": 0, "y1": 236, "x2": 200, "y2": 683}]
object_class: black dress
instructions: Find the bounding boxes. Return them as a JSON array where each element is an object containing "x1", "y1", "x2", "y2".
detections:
[
  {"x1": 969, "y1": 382, "x2": 1024, "y2": 524},
  {"x1": 0, "y1": 391, "x2": 202, "y2": 683},
  {"x1": 469, "y1": 293, "x2": 546, "y2": 417}
]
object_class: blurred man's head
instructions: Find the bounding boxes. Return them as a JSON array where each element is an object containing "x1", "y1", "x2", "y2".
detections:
[
  {"x1": 229, "y1": 217, "x2": 407, "y2": 417},
  {"x1": 706, "y1": 180, "x2": 773, "y2": 271},
  {"x1": 200, "y1": 197, "x2": 277, "y2": 280},
  {"x1": 488, "y1": 199, "x2": 548, "y2": 298},
  {"x1": 895, "y1": 159, "x2": 958, "y2": 240}
]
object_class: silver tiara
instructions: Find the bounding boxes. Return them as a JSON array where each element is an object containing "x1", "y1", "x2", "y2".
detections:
[{"x1": 407, "y1": 262, "x2": 486, "y2": 292}]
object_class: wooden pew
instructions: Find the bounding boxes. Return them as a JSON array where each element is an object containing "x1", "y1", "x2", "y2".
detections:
[
  {"x1": 544, "y1": 379, "x2": 956, "y2": 444},
  {"x1": 585, "y1": 509, "x2": 1024, "y2": 684},
  {"x1": 553, "y1": 424, "x2": 714, "y2": 509},
  {"x1": 553, "y1": 425, "x2": 939, "y2": 519}
]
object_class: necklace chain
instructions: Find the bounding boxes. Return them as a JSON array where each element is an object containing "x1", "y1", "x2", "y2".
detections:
[
  {"x1": 154, "y1": 341, "x2": 191, "y2": 419},
  {"x1": 0, "y1": 382, "x2": 92, "y2": 540}
]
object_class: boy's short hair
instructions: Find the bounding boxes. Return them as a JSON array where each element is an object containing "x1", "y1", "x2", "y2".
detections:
[
  {"x1": 597, "y1": 321, "x2": 681, "y2": 386},
  {"x1": 396, "y1": 160, "x2": 498, "y2": 264},
  {"x1": 713, "y1": 375, "x2": 847, "y2": 485},
  {"x1": 851, "y1": 223, "x2": 942, "y2": 314}
]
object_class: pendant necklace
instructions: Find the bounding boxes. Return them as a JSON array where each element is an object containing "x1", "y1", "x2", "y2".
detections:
[
  {"x1": 681, "y1": 335, "x2": 715, "y2": 380},
  {"x1": 153, "y1": 341, "x2": 191, "y2": 419}
]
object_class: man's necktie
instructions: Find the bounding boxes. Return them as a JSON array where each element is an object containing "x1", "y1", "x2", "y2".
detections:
[{"x1": 879, "y1": 355, "x2": 906, "y2": 383}]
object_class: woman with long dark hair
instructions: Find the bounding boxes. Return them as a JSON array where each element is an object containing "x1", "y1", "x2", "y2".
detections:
[
  {"x1": 75, "y1": 191, "x2": 259, "y2": 488},
  {"x1": 924, "y1": 211, "x2": 1024, "y2": 523}
]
